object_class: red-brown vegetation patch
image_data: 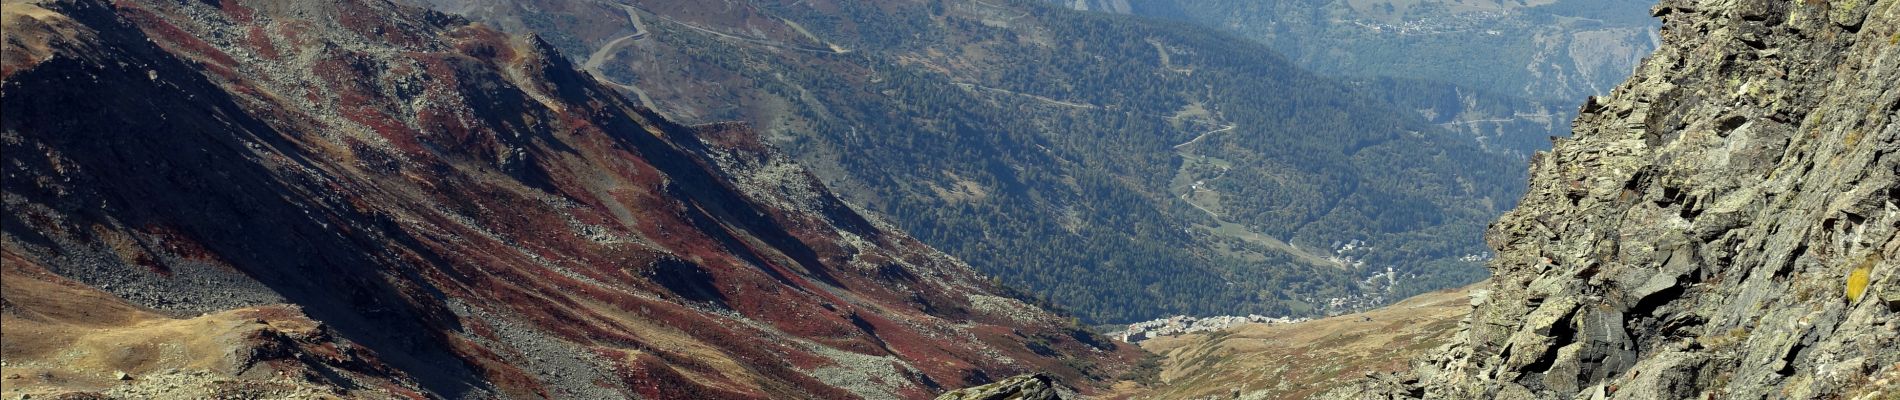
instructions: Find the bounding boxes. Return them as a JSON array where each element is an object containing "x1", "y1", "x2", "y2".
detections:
[
  {"x1": 311, "y1": 50, "x2": 426, "y2": 152},
  {"x1": 114, "y1": 3, "x2": 238, "y2": 68},
  {"x1": 245, "y1": 25, "x2": 277, "y2": 59},
  {"x1": 215, "y1": 0, "x2": 254, "y2": 24},
  {"x1": 0, "y1": 0, "x2": 1144, "y2": 396},
  {"x1": 601, "y1": 349, "x2": 767, "y2": 400},
  {"x1": 331, "y1": 0, "x2": 430, "y2": 49},
  {"x1": 275, "y1": 20, "x2": 314, "y2": 50},
  {"x1": 444, "y1": 335, "x2": 550, "y2": 398}
]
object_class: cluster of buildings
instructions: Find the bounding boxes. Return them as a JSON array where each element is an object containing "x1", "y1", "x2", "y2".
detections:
[
  {"x1": 1327, "y1": 239, "x2": 1371, "y2": 269},
  {"x1": 1109, "y1": 314, "x2": 1307, "y2": 343},
  {"x1": 1344, "y1": 11, "x2": 1512, "y2": 37},
  {"x1": 1105, "y1": 241, "x2": 1491, "y2": 344}
]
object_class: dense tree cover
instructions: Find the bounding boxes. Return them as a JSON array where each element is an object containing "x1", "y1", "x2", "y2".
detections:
[
  {"x1": 522, "y1": 0, "x2": 1526, "y2": 323},
  {"x1": 1352, "y1": 76, "x2": 1579, "y2": 159}
]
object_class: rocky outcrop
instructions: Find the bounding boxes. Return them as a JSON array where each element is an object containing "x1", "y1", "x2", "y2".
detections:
[
  {"x1": 0, "y1": 0, "x2": 1139, "y2": 398},
  {"x1": 1340, "y1": 0, "x2": 1900, "y2": 398},
  {"x1": 1, "y1": 253, "x2": 419, "y2": 399},
  {"x1": 934, "y1": 373, "x2": 1066, "y2": 400}
]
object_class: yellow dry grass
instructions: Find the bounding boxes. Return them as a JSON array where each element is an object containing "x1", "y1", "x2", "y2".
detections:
[
  {"x1": 570, "y1": 297, "x2": 765, "y2": 394},
  {"x1": 2, "y1": 0, "x2": 86, "y2": 78},
  {"x1": 0, "y1": 253, "x2": 308, "y2": 397},
  {"x1": 1127, "y1": 285, "x2": 1475, "y2": 400}
]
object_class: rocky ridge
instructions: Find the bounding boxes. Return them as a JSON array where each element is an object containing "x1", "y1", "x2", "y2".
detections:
[
  {"x1": 933, "y1": 373, "x2": 1068, "y2": 400},
  {"x1": 1331, "y1": 0, "x2": 1900, "y2": 398}
]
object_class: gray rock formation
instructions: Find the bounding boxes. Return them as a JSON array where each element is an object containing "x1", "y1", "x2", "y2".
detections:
[
  {"x1": 1333, "y1": 0, "x2": 1900, "y2": 398},
  {"x1": 935, "y1": 374, "x2": 1067, "y2": 400}
]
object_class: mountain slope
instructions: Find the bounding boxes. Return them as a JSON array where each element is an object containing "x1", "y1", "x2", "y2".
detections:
[
  {"x1": 1077, "y1": 0, "x2": 1658, "y2": 103},
  {"x1": 408, "y1": 0, "x2": 1527, "y2": 323},
  {"x1": 1057, "y1": 0, "x2": 1656, "y2": 160},
  {"x1": 1330, "y1": 0, "x2": 1900, "y2": 398},
  {"x1": 0, "y1": 0, "x2": 1140, "y2": 398},
  {"x1": 1338, "y1": 76, "x2": 1575, "y2": 160}
]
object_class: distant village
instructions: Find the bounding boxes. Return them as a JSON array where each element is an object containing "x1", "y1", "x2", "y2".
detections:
[
  {"x1": 1110, "y1": 314, "x2": 1308, "y2": 343},
  {"x1": 1106, "y1": 242, "x2": 1494, "y2": 343},
  {"x1": 1344, "y1": 11, "x2": 1513, "y2": 37}
]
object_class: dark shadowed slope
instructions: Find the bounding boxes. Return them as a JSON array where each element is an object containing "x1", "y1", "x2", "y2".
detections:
[{"x1": 0, "y1": 0, "x2": 1141, "y2": 398}]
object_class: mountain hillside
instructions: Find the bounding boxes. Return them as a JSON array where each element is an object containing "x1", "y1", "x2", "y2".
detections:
[
  {"x1": 408, "y1": 0, "x2": 1526, "y2": 323},
  {"x1": 1375, "y1": 78, "x2": 1579, "y2": 159},
  {"x1": 1328, "y1": 0, "x2": 1900, "y2": 398},
  {"x1": 1059, "y1": 0, "x2": 1657, "y2": 160},
  {"x1": 0, "y1": 0, "x2": 1141, "y2": 398},
  {"x1": 1076, "y1": 0, "x2": 1658, "y2": 103}
]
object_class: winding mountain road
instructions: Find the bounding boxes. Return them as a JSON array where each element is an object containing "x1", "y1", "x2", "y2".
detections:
[
  {"x1": 951, "y1": 82, "x2": 1099, "y2": 109},
  {"x1": 1172, "y1": 123, "x2": 1237, "y2": 149},
  {"x1": 582, "y1": 4, "x2": 657, "y2": 108}
]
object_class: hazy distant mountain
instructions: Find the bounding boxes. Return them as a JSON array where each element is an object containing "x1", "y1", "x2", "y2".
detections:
[
  {"x1": 1058, "y1": 0, "x2": 1659, "y2": 159},
  {"x1": 1070, "y1": 0, "x2": 1658, "y2": 102}
]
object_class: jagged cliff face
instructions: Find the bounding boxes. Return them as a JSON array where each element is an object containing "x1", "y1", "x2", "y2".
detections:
[
  {"x1": 0, "y1": 0, "x2": 1139, "y2": 398},
  {"x1": 1353, "y1": 0, "x2": 1900, "y2": 398}
]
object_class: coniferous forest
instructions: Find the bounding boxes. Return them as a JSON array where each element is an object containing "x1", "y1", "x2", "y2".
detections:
[{"x1": 477, "y1": 0, "x2": 1533, "y2": 322}]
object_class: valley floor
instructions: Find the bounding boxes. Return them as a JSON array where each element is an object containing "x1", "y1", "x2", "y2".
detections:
[{"x1": 1124, "y1": 285, "x2": 1474, "y2": 400}]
